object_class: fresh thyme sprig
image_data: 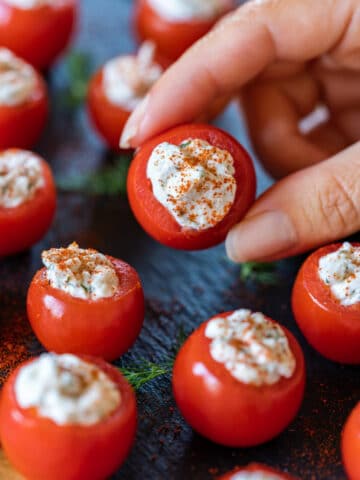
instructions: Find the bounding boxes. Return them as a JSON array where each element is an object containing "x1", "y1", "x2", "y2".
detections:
[
  {"x1": 61, "y1": 51, "x2": 92, "y2": 109},
  {"x1": 57, "y1": 155, "x2": 131, "y2": 195},
  {"x1": 240, "y1": 261, "x2": 279, "y2": 286}
]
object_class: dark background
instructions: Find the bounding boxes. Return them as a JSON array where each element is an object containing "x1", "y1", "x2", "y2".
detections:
[{"x1": 0, "y1": 1, "x2": 359, "y2": 479}]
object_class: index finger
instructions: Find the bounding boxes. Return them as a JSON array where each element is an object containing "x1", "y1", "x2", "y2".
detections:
[{"x1": 120, "y1": 0, "x2": 357, "y2": 148}]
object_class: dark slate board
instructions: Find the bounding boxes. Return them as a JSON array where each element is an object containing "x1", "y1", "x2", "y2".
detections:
[{"x1": 0, "y1": 1, "x2": 359, "y2": 479}]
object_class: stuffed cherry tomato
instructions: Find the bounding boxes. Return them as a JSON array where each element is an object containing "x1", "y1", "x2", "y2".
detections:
[
  {"x1": 127, "y1": 124, "x2": 256, "y2": 250},
  {"x1": 173, "y1": 309, "x2": 305, "y2": 447},
  {"x1": 0, "y1": 0, "x2": 77, "y2": 70},
  {"x1": 134, "y1": 0, "x2": 234, "y2": 62},
  {"x1": 0, "y1": 149, "x2": 56, "y2": 257},
  {"x1": 292, "y1": 242, "x2": 360, "y2": 364},
  {"x1": 87, "y1": 42, "x2": 163, "y2": 150},
  {"x1": 0, "y1": 48, "x2": 48, "y2": 149},
  {"x1": 0, "y1": 353, "x2": 137, "y2": 480},
  {"x1": 27, "y1": 242, "x2": 145, "y2": 361},
  {"x1": 219, "y1": 464, "x2": 296, "y2": 480},
  {"x1": 342, "y1": 402, "x2": 360, "y2": 480}
]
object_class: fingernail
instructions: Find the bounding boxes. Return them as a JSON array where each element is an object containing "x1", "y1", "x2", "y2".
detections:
[
  {"x1": 119, "y1": 95, "x2": 149, "y2": 149},
  {"x1": 225, "y1": 210, "x2": 298, "y2": 262}
]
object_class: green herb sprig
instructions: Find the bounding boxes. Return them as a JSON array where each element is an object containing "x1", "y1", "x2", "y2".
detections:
[
  {"x1": 57, "y1": 156, "x2": 131, "y2": 196},
  {"x1": 62, "y1": 51, "x2": 92, "y2": 109},
  {"x1": 120, "y1": 359, "x2": 174, "y2": 391},
  {"x1": 240, "y1": 261, "x2": 279, "y2": 286},
  {"x1": 119, "y1": 326, "x2": 191, "y2": 392}
]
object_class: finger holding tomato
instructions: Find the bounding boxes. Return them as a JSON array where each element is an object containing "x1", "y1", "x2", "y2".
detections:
[
  {"x1": 292, "y1": 242, "x2": 360, "y2": 364},
  {"x1": 218, "y1": 464, "x2": 297, "y2": 480},
  {"x1": 0, "y1": 0, "x2": 78, "y2": 70},
  {"x1": 127, "y1": 124, "x2": 256, "y2": 250},
  {"x1": 172, "y1": 309, "x2": 305, "y2": 447},
  {"x1": 134, "y1": 0, "x2": 235, "y2": 63},
  {"x1": 27, "y1": 242, "x2": 145, "y2": 361},
  {"x1": 342, "y1": 402, "x2": 360, "y2": 480},
  {"x1": 0, "y1": 149, "x2": 56, "y2": 257},
  {"x1": 0, "y1": 48, "x2": 48, "y2": 150},
  {"x1": 0, "y1": 353, "x2": 137, "y2": 480},
  {"x1": 87, "y1": 41, "x2": 163, "y2": 151}
]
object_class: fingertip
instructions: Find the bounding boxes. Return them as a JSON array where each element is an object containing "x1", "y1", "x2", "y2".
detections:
[
  {"x1": 225, "y1": 228, "x2": 242, "y2": 263},
  {"x1": 119, "y1": 94, "x2": 150, "y2": 149},
  {"x1": 225, "y1": 210, "x2": 298, "y2": 263}
]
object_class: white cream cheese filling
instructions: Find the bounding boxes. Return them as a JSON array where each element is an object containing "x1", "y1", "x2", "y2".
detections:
[
  {"x1": 318, "y1": 242, "x2": 360, "y2": 306},
  {"x1": 0, "y1": 150, "x2": 44, "y2": 209},
  {"x1": 147, "y1": 0, "x2": 231, "y2": 22},
  {"x1": 42, "y1": 242, "x2": 120, "y2": 301},
  {"x1": 205, "y1": 309, "x2": 296, "y2": 386},
  {"x1": 0, "y1": 48, "x2": 37, "y2": 106},
  {"x1": 3, "y1": 0, "x2": 61, "y2": 9},
  {"x1": 231, "y1": 472, "x2": 283, "y2": 480},
  {"x1": 103, "y1": 42, "x2": 162, "y2": 111},
  {"x1": 15, "y1": 353, "x2": 121, "y2": 426},
  {"x1": 147, "y1": 138, "x2": 236, "y2": 230}
]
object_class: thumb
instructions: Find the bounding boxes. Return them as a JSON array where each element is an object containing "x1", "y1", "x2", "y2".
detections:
[{"x1": 226, "y1": 142, "x2": 360, "y2": 262}]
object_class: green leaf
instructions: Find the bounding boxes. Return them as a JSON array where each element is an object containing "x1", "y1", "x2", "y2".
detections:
[
  {"x1": 61, "y1": 51, "x2": 93, "y2": 109},
  {"x1": 240, "y1": 261, "x2": 279, "y2": 286},
  {"x1": 57, "y1": 156, "x2": 131, "y2": 196},
  {"x1": 118, "y1": 325, "x2": 192, "y2": 392},
  {"x1": 119, "y1": 358, "x2": 174, "y2": 391}
]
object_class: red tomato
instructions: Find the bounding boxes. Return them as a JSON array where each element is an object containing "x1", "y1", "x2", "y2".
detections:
[
  {"x1": 0, "y1": 355, "x2": 137, "y2": 480},
  {"x1": 0, "y1": 69, "x2": 48, "y2": 150},
  {"x1": 0, "y1": 0, "x2": 77, "y2": 70},
  {"x1": 0, "y1": 150, "x2": 56, "y2": 257},
  {"x1": 134, "y1": 0, "x2": 234, "y2": 62},
  {"x1": 292, "y1": 243, "x2": 360, "y2": 364},
  {"x1": 127, "y1": 124, "x2": 256, "y2": 251},
  {"x1": 87, "y1": 68, "x2": 131, "y2": 151},
  {"x1": 172, "y1": 312, "x2": 305, "y2": 447},
  {"x1": 27, "y1": 257, "x2": 145, "y2": 361},
  {"x1": 342, "y1": 402, "x2": 360, "y2": 480},
  {"x1": 219, "y1": 464, "x2": 296, "y2": 480}
]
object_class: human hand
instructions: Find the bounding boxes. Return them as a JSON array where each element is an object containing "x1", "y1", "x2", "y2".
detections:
[{"x1": 120, "y1": 0, "x2": 360, "y2": 262}]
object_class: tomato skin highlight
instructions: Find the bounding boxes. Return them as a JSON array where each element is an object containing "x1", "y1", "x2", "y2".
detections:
[
  {"x1": 0, "y1": 356, "x2": 137, "y2": 480},
  {"x1": 127, "y1": 124, "x2": 256, "y2": 251},
  {"x1": 134, "y1": 0, "x2": 233, "y2": 62},
  {"x1": 87, "y1": 68, "x2": 131, "y2": 151},
  {"x1": 172, "y1": 312, "x2": 305, "y2": 447},
  {"x1": 0, "y1": 72, "x2": 48, "y2": 150},
  {"x1": 0, "y1": 0, "x2": 77, "y2": 70},
  {"x1": 219, "y1": 464, "x2": 296, "y2": 480},
  {"x1": 0, "y1": 152, "x2": 56, "y2": 257},
  {"x1": 342, "y1": 402, "x2": 360, "y2": 480},
  {"x1": 292, "y1": 243, "x2": 360, "y2": 364},
  {"x1": 27, "y1": 257, "x2": 145, "y2": 361}
]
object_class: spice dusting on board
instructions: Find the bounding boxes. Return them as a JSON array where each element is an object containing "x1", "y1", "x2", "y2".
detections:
[{"x1": 0, "y1": 310, "x2": 34, "y2": 385}]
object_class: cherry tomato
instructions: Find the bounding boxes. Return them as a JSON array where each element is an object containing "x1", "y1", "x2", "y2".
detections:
[
  {"x1": 172, "y1": 312, "x2": 305, "y2": 447},
  {"x1": 219, "y1": 464, "x2": 296, "y2": 480},
  {"x1": 127, "y1": 124, "x2": 256, "y2": 251},
  {"x1": 0, "y1": 68, "x2": 48, "y2": 150},
  {"x1": 0, "y1": 355, "x2": 137, "y2": 480},
  {"x1": 27, "y1": 256, "x2": 145, "y2": 361},
  {"x1": 134, "y1": 0, "x2": 234, "y2": 62},
  {"x1": 342, "y1": 402, "x2": 360, "y2": 480},
  {"x1": 292, "y1": 243, "x2": 360, "y2": 364},
  {"x1": 0, "y1": 150, "x2": 56, "y2": 257},
  {"x1": 0, "y1": 0, "x2": 77, "y2": 70},
  {"x1": 87, "y1": 68, "x2": 132, "y2": 151}
]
